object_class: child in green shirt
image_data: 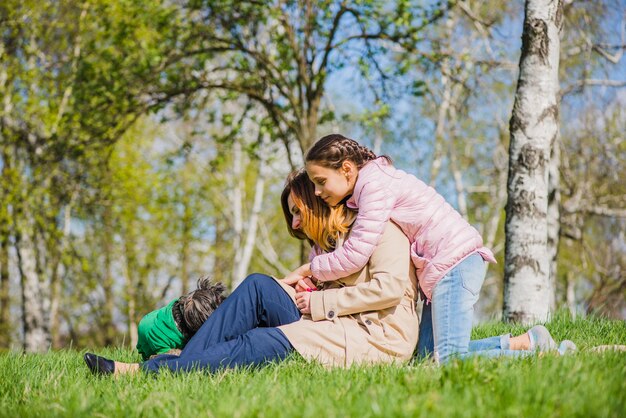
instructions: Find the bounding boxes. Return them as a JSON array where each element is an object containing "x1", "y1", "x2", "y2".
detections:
[{"x1": 136, "y1": 276, "x2": 226, "y2": 360}]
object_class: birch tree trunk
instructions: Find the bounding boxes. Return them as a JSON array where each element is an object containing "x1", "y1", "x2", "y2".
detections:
[
  {"x1": 1, "y1": 42, "x2": 14, "y2": 347},
  {"x1": 503, "y1": 0, "x2": 563, "y2": 323},
  {"x1": 230, "y1": 138, "x2": 244, "y2": 288},
  {"x1": 566, "y1": 271, "x2": 576, "y2": 317},
  {"x1": 180, "y1": 164, "x2": 192, "y2": 295},
  {"x1": 0, "y1": 212, "x2": 10, "y2": 348},
  {"x1": 102, "y1": 200, "x2": 116, "y2": 346},
  {"x1": 49, "y1": 203, "x2": 72, "y2": 348},
  {"x1": 546, "y1": 137, "x2": 560, "y2": 311},
  {"x1": 0, "y1": 148, "x2": 11, "y2": 347},
  {"x1": 16, "y1": 218, "x2": 51, "y2": 352},
  {"x1": 429, "y1": 14, "x2": 454, "y2": 187},
  {"x1": 232, "y1": 135, "x2": 270, "y2": 288},
  {"x1": 124, "y1": 224, "x2": 139, "y2": 348}
]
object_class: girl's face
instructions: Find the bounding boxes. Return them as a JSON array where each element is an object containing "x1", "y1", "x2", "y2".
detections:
[
  {"x1": 287, "y1": 192, "x2": 302, "y2": 230},
  {"x1": 305, "y1": 161, "x2": 357, "y2": 207}
]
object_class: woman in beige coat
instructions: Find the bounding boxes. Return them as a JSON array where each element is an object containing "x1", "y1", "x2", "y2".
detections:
[
  {"x1": 83, "y1": 170, "x2": 419, "y2": 375},
  {"x1": 279, "y1": 172, "x2": 419, "y2": 367}
]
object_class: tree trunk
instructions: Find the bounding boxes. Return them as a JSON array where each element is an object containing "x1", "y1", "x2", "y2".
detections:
[
  {"x1": 0, "y1": 67, "x2": 14, "y2": 347},
  {"x1": 180, "y1": 170, "x2": 192, "y2": 295},
  {"x1": 101, "y1": 199, "x2": 116, "y2": 346},
  {"x1": 299, "y1": 96, "x2": 320, "y2": 154},
  {"x1": 213, "y1": 216, "x2": 231, "y2": 288},
  {"x1": 0, "y1": 222, "x2": 9, "y2": 348},
  {"x1": 0, "y1": 148, "x2": 11, "y2": 347},
  {"x1": 50, "y1": 202, "x2": 73, "y2": 348},
  {"x1": 446, "y1": 75, "x2": 469, "y2": 220},
  {"x1": 232, "y1": 135, "x2": 270, "y2": 288},
  {"x1": 16, "y1": 221, "x2": 51, "y2": 352},
  {"x1": 566, "y1": 271, "x2": 576, "y2": 317},
  {"x1": 484, "y1": 126, "x2": 509, "y2": 251},
  {"x1": 13, "y1": 144, "x2": 51, "y2": 352},
  {"x1": 503, "y1": 0, "x2": 563, "y2": 324},
  {"x1": 230, "y1": 138, "x2": 244, "y2": 287},
  {"x1": 429, "y1": 14, "x2": 454, "y2": 187},
  {"x1": 546, "y1": 135, "x2": 560, "y2": 311},
  {"x1": 124, "y1": 225, "x2": 138, "y2": 349}
]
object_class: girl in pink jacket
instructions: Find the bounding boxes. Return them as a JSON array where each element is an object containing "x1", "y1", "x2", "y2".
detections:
[{"x1": 284, "y1": 134, "x2": 511, "y2": 363}]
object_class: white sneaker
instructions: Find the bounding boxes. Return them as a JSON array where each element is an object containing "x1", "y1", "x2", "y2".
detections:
[
  {"x1": 528, "y1": 325, "x2": 558, "y2": 352},
  {"x1": 558, "y1": 340, "x2": 577, "y2": 355}
]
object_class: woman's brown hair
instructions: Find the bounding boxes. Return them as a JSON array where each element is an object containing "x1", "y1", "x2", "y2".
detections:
[{"x1": 281, "y1": 169, "x2": 355, "y2": 252}]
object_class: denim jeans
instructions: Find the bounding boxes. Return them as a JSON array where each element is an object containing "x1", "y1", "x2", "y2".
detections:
[
  {"x1": 142, "y1": 273, "x2": 301, "y2": 373},
  {"x1": 416, "y1": 253, "x2": 533, "y2": 363}
]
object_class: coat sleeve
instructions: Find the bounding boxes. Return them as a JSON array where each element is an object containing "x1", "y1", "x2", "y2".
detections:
[
  {"x1": 310, "y1": 180, "x2": 396, "y2": 282},
  {"x1": 309, "y1": 222, "x2": 410, "y2": 321}
]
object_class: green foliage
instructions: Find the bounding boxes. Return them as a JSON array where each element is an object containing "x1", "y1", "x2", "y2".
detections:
[{"x1": 0, "y1": 315, "x2": 624, "y2": 417}]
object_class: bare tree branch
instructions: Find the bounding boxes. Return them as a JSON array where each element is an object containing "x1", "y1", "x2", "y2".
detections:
[
  {"x1": 581, "y1": 206, "x2": 626, "y2": 218},
  {"x1": 560, "y1": 79, "x2": 626, "y2": 97}
]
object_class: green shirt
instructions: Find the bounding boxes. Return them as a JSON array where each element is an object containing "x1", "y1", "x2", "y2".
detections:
[{"x1": 136, "y1": 299, "x2": 186, "y2": 361}]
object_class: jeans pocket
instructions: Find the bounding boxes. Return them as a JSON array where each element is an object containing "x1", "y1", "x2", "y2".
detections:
[{"x1": 459, "y1": 255, "x2": 486, "y2": 297}]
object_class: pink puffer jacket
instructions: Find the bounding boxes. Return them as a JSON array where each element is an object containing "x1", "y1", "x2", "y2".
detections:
[{"x1": 310, "y1": 158, "x2": 496, "y2": 300}]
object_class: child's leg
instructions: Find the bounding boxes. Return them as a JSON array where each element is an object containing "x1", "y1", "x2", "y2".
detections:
[
  {"x1": 181, "y1": 273, "x2": 300, "y2": 355},
  {"x1": 465, "y1": 333, "x2": 535, "y2": 359},
  {"x1": 431, "y1": 253, "x2": 486, "y2": 364},
  {"x1": 142, "y1": 327, "x2": 293, "y2": 373},
  {"x1": 468, "y1": 335, "x2": 508, "y2": 352}
]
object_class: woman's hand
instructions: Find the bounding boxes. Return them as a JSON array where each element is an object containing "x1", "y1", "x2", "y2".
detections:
[
  {"x1": 295, "y1": 277, "x2": 317, "y2": 293},
  {"x1": 295, "y1": 291, "x2": 312, "y2": 314},
  {"x1": 282, "y1": 263, "x2": 313, "y2": 286}
]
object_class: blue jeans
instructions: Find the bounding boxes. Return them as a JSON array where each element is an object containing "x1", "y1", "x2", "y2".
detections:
[
  {"x1": 416, "y1": 254, "x2": 533, "y2": 363},
  {"x1": 142, "y1": 273, "x2": 301, "y2": 373}
]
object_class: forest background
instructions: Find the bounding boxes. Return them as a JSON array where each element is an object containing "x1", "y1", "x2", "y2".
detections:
[{"x1": 1, "y1": 0, "x2": 624, "y2": 352}]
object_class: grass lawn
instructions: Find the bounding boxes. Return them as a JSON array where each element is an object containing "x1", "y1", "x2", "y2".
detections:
[{"x1": 1, "y1": 313, "x2": 625, "y2": 417}]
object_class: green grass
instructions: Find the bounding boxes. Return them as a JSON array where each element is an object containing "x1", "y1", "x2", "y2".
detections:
[{"x1": 1, "y1": 313, "x2": 625, "y2": 418}]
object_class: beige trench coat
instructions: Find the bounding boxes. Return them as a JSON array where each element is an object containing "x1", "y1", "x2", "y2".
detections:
[{"x1": 277, "y1": 221, "x2": 419, "y2": 368}]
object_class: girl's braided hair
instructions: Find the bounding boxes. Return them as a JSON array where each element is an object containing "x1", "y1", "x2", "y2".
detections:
[
  {"x1": 304, "y1": 134, "x2": 391, "y2": 169},
  {"x1": 172, "y1": 276, "x2": 227, "y2": 339}
]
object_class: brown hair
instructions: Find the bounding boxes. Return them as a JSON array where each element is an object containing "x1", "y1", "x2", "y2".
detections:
[
  {"x1": 173, "y1": 276, "x2": 227, "y2": 338},
  {"x1": 281, "y1": 169, "x2": 356, "y2": 252},
  {"x1": 304, "y1": 133, "x2": 391, "y2": 169}
]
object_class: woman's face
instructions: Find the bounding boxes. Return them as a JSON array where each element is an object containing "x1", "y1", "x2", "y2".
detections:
[{"x1": 287, "y1": 192, "x2": 302, "y2": 230}]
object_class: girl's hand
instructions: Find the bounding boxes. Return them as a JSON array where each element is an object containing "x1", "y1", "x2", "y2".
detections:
[
  {"x1": 295, "y1": 291, "x2": 312, "y2": 314},
  {"x1": 282, "y1": 263, "x2": 313, "y2": 286},
  {"x1": 295, "y1": 277, "x2": 317, "y2": 293},
  {"x1": 281, "y1": 270, "x2": 304, "y2": 287},
  {"x1": 299, "y1": 262, "x2": 312, "y2": 277}
]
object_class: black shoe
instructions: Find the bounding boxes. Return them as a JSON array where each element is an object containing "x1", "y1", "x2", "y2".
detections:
[{"x1": 84, "y1": 352, "x2": 115, "y2": 375}]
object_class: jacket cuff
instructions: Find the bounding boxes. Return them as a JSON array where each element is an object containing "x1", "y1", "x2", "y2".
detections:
[
  {"x1": 310, "y1": 291, "x2": 325, "y2": 321},
  {"x1": 310, "y1": 289, "x2": 338, "y2": 321}
]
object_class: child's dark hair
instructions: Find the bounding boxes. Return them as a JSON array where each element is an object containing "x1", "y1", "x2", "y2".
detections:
[
  {"x1": 305, "y1": 134, "x2": 391, "y2": 169},
  {"x1": 173, "y1": 276, "x2": 227, "y2": 339}
]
